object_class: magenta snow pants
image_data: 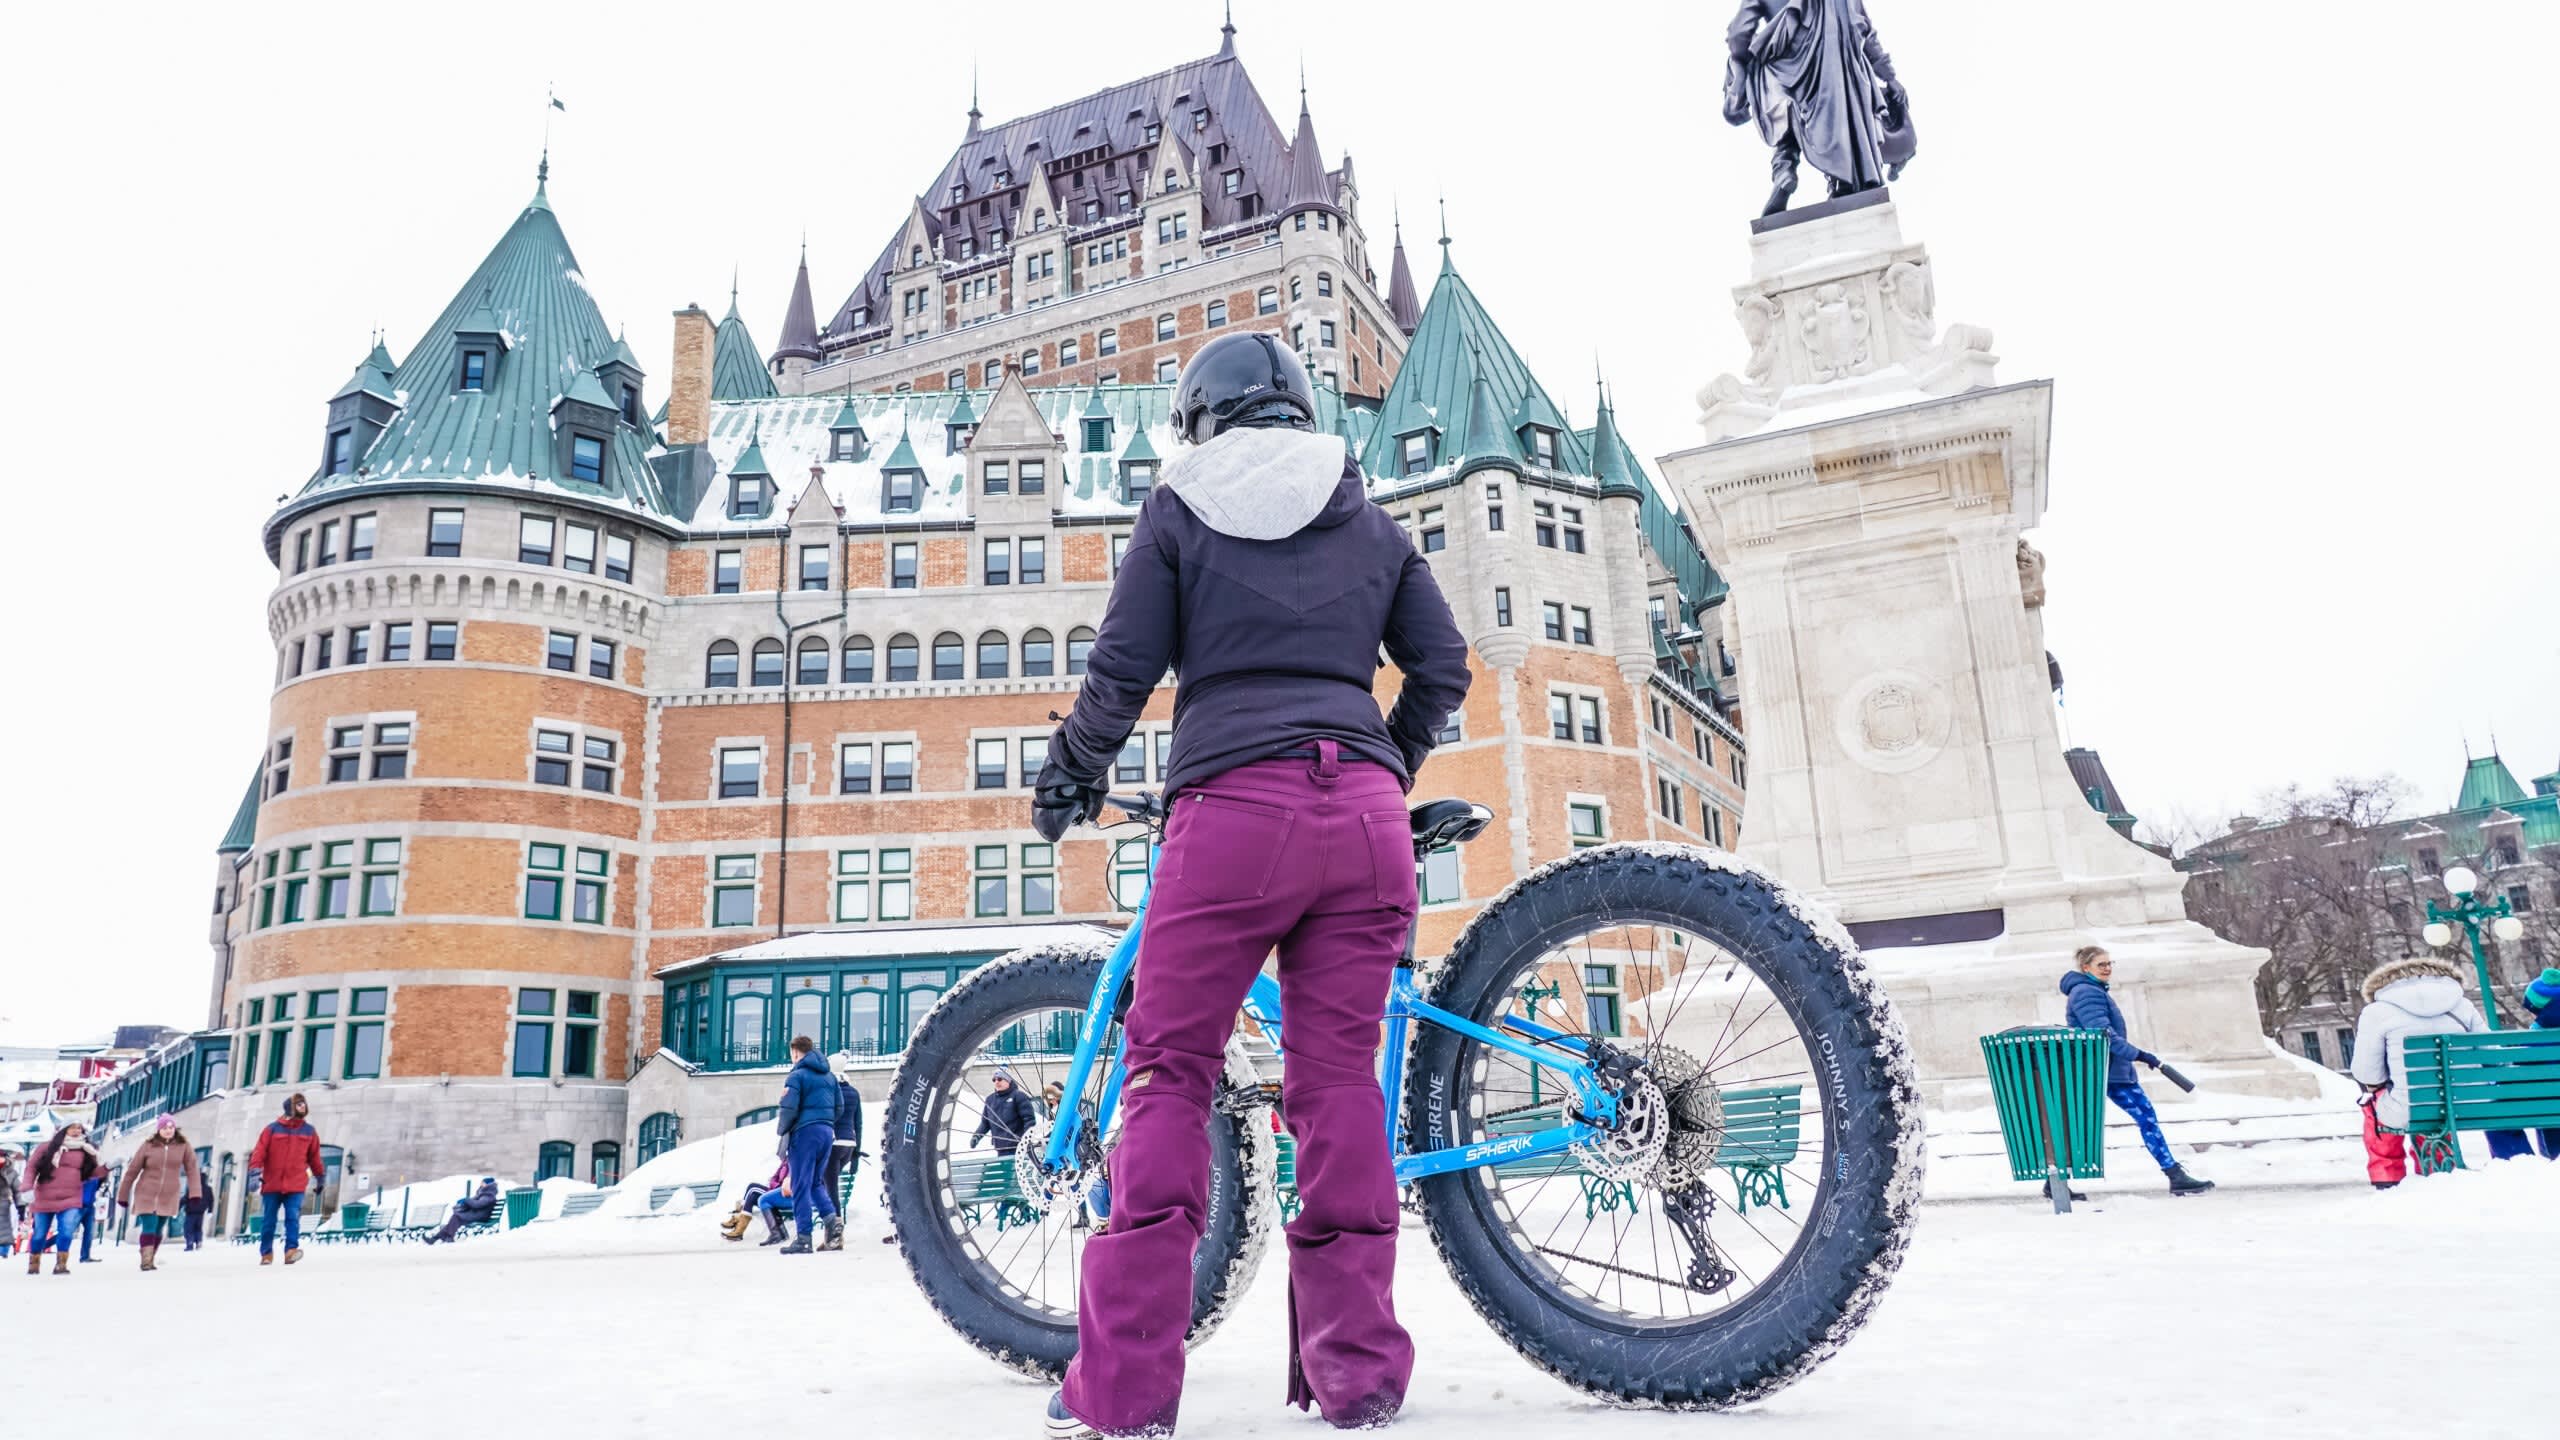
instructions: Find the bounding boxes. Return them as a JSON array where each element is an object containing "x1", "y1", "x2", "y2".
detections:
[{"x1": 1061, "y1": 743, "x2": 1418, "y2": 1436}]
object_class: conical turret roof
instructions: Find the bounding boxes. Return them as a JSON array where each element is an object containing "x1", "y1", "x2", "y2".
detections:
[
  {"x1": 284, "y1": 172, "x2": 670, "y2": 517},
  {"x1": 1277, "y1": 90, "x2": 1339, "y2": 218},
  {"x1": 1385, "y1": 221, "x2": 1422, "y2": 335},
  {"x1": 714, "y1": 278, "x2": 780, "y2": 401},
  {"x1": 772, "y1": 245, "x2": 822, "y2": 365}
]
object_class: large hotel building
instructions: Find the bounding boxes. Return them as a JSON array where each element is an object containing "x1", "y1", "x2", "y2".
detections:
[{"x1": 87, "y1": 23, "x2": 1747, "y2": 1223}]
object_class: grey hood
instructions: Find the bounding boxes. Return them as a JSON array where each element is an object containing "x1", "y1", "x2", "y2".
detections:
[
  {"x1": 2373, "y1": 974, "x2": 2468, "y2": 1020},
  {"x1": 1160, "y1": 428, "x2": 1350, "y2": 540}
]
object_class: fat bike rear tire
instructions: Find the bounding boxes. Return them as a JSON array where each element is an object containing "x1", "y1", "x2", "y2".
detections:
[
  {"x1": 883, "y1": 941, "x2": 1276, "y2": 1378},
  {"x1": 1404, "y1": 843, "x2": 1924, "y2": 1408}
]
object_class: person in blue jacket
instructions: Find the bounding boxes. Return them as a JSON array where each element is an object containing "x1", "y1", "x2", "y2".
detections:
[
  {"x1": 2061, "y1": 946, "x2": 2214, "y2": 1195},
  {"x1": 2523, "y1": 967, "x2": 2560, "y2": 1160},
  {"x1": 77, "y1": 1169, "x2": 106, "y2": 1262},
  {"x1": 773, "y1": 1035, "x2": 841, "y2": 1254}
]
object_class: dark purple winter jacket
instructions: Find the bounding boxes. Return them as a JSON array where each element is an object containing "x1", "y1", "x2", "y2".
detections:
[{"x1": 1052, "y1": 430, "x2": 1471, "y2": 800}]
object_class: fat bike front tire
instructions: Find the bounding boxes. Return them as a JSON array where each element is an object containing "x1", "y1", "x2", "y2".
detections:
[
  {"x1": 1404, "y1": 843, "x2": 1925, "y2": 1408},
  {"x1": 882, "y1": 941, "x2": 1277, "y2": 1378}
]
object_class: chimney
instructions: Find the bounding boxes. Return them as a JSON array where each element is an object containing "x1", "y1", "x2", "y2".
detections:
[{"x1": 667, "y1": 305, "x2": 715, "y2": 447}]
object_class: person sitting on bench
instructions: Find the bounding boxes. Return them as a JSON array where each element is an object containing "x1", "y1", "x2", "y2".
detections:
[{"x1": 424, "y1": 1178, "x2": 500, "y2": 1244}]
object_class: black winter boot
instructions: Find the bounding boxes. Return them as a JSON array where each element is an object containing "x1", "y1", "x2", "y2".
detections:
[
  {"x1": 2166, "y1": 1165, "x2": 2216, "y2": 1196},
  {"x1": 759, "y1": 1213, "x2": 788, "y2": 1246},
  {"x1": 820, "y1": 1216, "x2": 844, "y2": 1252},
  {"x1": 779, "y1": 1233, "x2": 813, "y2": 1255}
]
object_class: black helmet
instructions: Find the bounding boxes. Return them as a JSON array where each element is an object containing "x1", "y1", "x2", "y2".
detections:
[{"x1": 1170, "y1": 331, "x2": 1316, "y2": 444}]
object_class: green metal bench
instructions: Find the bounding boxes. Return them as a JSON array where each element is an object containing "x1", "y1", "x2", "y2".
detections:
[
  {"x1": 949, "y1": 1156, "x2": 1037, "y2": 1229},
  {"x1": 1273, "y1": 1133, "x2": 1302, "y2": 1223},
  {"x1": 556, "y1": 1190, "x2": 612, "y2": 1220},
  {"x1": 1713, "y1": 1083, "x2": 1805, "y2": 1214},
  {"x1": 643, "y1": 1180, "x2": 724, "y2": 1214},
  {"x1": 2392, "y1": 1029, "x2": 2560, "y2": 1174}
]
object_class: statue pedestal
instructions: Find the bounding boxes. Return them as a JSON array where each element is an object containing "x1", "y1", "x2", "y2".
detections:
[{"x1": 1660, "y1": 203, "x2": 2313, "y2": 1105}]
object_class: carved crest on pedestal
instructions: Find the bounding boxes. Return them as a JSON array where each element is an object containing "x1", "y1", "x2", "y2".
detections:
[
  {"x1": 1800, "y1": 283, "x2": 1872, "y2": 382},
  {"x1": 2016, "y1": 539, "x2": 2047, "y2": 608},
  {"x1": 1883, "y1": 260, "x2": 1936, "y2": 346}
]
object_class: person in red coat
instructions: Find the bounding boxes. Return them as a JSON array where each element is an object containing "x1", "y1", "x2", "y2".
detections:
[{"x1": 247, "y1": 1093, "x2": 327, "y2": 1266}]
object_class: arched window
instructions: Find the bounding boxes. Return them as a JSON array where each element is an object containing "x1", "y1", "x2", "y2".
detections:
[
  {"x1": 736, "y1": 1105, "x2": 779, "y2": 1128},
  {"x1": 705, "y1": 640, "x2": 738, "y2": 688},
  {"x1": 1290, "y1": 276, "x2": 1303, "y2": 302},
  {"x1": 843, "y1": 636, "x2": 874, "y2": 684},
  {"x1": 932, "y1": 632, "x2": 965, "y2": 680},
  {"x1": 751, "y1": 639, "x2": 785, "y2": 687},
  {"x1": 1022, "y1": 628, "x2": 1055, "y2": 678},
  {"x1": 536, "y1": 1140, "x2": 574, "y2": 1182},
  {"x1": 1155, "y1": 313, "x2": 1177, "y2": 342},
  {"x1": 1256, "y1": 286, "x2": 1278, "y2": 316},
  {"x1": 590, "y1": 1141, "x2": 621, "y2": 1188},
  {"x1": 1317, "y1": 271, "x2": 1334, "y2": 297},
  {"x1": 636, "y1": 1112, "x2": 680, "y2": 1166},
  {"x1": 887, "y1": 634, "x2": 919, "y2": 683},
  {"x1": 1066, "y1": 627, "x2": 1097, "y2": 676},
  {"x1": 977, "y1": 630, "x2": 1010, "y2": 678},
  {"x1": 728, "y1": 989, "x2": 769, "y2": 1063},
  {"x1": 796, "y1": 636, "x2": 829, "y2": 686}
]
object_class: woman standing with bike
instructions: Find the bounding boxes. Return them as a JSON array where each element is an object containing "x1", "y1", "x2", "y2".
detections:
[{"x1": 1029, "y1": 330, "x2": 1471, "y2": 1438}]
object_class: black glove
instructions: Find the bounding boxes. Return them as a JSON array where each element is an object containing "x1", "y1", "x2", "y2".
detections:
[
  {"x1": 1031, "y1": 749, "x2": 1106, "y2": 842},
  {"x1": 2138, "y1": 1050, "x2": 2161, "y2": 1069}
]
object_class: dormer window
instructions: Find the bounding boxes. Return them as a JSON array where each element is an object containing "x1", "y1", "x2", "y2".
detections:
[
  {"x1": 959, "y1": 237, "x2": 977, "y2": 260},
  {"x1": 1164, "y1": 167, "x2": 1179, "y2": 192},
  {"x1": 1522, "y1": 426, "x2": 1559, "y2": 467},
  {"x1": 1122, "y1": 460, "x2": 1158, "y2": 503},
  {"x1": 569, "y1": 435, "x2": 604, "y2": 483},
  {"x1": 1192, "y1": 107, "x2": 1208, "y2": 131},
  {"x1": 1084, "y1": 417, "x2": 1112, "y2": 453},
  {"x1": 882, "y1": 470, "x2": 923, "y2": 513},
  {"x1": 1399, "y1": 431, "x2": 1434, "y2": 478},
  {"x1": 950, "y1": 183, "x2": 965, "y2": 203},
  {"x1": 911, "y1": 245, "x2": 924, "y2": 267},
  {"x1": 1223, "y1": 170, "x2": 1242, "y2": 196},
  {"x1": 460, "y1": 351, "x2": 488, "y2": 392},
  {"x1": 1147, "y1": 123, "x2": 1162, "y2": 143},
  {"x1": 830, "y1": 428, "x2": 866, "y2": 462},
  {"x1": 620, "y1": 386, "x2": 641, "y2": 426},
  {"x1": 995, "y1": 169, "x2": 1011, "y2": 187},
  {"x1": 327, "y1": 428, "x2": 355, "y2": 476},
  {"x1": 729, "y1": 475, "x2": 768, "y2": 519},
  {"x1": 991, "y1": 227, "x2": 1006, "y2": 248},
  {"x1": 1034, "y1": 208, "x2": 1049, "y2": 231}
]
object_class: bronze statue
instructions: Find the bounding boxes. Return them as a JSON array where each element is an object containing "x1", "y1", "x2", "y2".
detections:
[{"x1": 1722, "y1": 0, "x2": 1914, "y2": 218}]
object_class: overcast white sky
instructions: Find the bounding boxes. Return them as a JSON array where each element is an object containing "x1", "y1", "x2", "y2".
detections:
[{"x1": 1, "y1": 2, "x2": 2550, "y2": 1042}]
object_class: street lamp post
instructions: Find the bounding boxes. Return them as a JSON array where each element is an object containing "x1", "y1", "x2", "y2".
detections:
[{"x1": 2420, "y1": 865, "x2": 2529, "y2": 1029}]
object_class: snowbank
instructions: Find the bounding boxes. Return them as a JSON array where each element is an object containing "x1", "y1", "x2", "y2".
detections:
[{"x1": 592, "y1": 1127, "x2": 789, "y2": 1218}]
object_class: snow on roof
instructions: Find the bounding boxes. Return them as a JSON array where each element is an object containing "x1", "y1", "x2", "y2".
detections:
[
  {"x1": 657, "y1": 921, "x2": 1123, "y2": 975},
  {"x1": 691, "y1": 386, "x2": 1181, "y2": 532}
]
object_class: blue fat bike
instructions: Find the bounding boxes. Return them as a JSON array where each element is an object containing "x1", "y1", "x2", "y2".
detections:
[{"x1": 882, "y1": 792, "x2": 1922, "y2": 1408}]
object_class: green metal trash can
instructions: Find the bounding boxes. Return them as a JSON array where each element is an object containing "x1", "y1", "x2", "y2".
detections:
[
  {"x1": 336, "y1": 1201, "x2": 370, "y2": 1237},
  {"x1": 1979, "y1": 1026, "x2": 2111, "y2": 1213},
  {"x1": 503, "y1": 1186, "x2": 543, "y2": 1229}
]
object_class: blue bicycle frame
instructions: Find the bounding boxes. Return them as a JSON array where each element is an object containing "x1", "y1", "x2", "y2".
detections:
[{"x1": 1037, "y1": 843, "x2": 1615, "y2": 1183}]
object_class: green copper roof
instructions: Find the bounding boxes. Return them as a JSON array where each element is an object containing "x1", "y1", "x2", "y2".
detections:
[
  {"x1": 1576, "y1": 417, "x2": 1726, "y2": 615},
  {"x1": 829, "y1": 393, "x2": 865, "y2": 431},
  {"x1": 729, "y1": 422, "x2": 772, "y2": 477},
  {"x1": 2455, "y1": 755, "x2": 2528, "y2": 812},
  {"x1": 1082, "y1": 382, "x2": 1113, "y2": 418},
  {"x1": 558, "y1": 363, "x2": 614, "y2": 411},
  {"x1": 1454, "y1": 361, "x2": 1520, "y2": 480},
  {"x1": 218, "y1": 768, "x2": 261, "y2": 853},
  {"x1": 879, "y1": 428, "x2": 923, "y2": 474},
  {"x1": 288, "y1": 181, "x2": 670, "y2": 517},
  {"x1": 330, "y1": 344, "x2": 398, "y2": 402},
  {"x1": 1120, "y1": 425, "x2": 1160, "y2": 464},
  {"x1": 604, "y1": 329, "x2": 643, "y2": 373},
  {"x1": 1360, "y1": 248, "x2": 1581, "y2": 482},
  {"x1": 946, "y1": 392, "x2": 979, "y2": 427},
  {"x1": 1588, "y1": 394, "x2": 1643, "y2": 500},
  {"x1": 712, "y1": 301, "x2": 779, "y2": 402}
]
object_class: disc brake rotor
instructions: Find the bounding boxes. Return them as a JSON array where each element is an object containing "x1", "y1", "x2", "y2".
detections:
[{"x1": 1569, "y1": 1078, "x2": 1668, "y2": 1182}]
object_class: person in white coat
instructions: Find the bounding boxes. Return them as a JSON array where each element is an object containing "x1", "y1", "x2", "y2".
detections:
[{"x1": 2349, "y1": 956, "x2": 2530, "y2": 1186}]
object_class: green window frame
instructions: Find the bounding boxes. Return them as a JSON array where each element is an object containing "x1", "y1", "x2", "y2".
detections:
[
  {"x1": 736, "y1": 1105, "x2": 779, "y2": 1127},
  {"x1": 298, "y1": 1025, "x2": 335, "y2": 1082},
  {"x1": 591, "y1": 1142, "x2": 621, "y2": 1188},
  {"x1": 974, "y1": 844, "x2": 1010, "y2": 917},
  {"x1": 712, "y1": 854, "x2": 758, "y2": 927},
  {"x1": 573, "y1": 847, "x2": 609, "y2": 925},
  {"x1": 1568, "y1": 802, "x2": 1607, "y2": 849},
  {"x1": 536, "y1": 1141, "x2": 574, "y2": 1182},
  {"x1": 264, "y1": 1033, "x2": 288, "y2": 1084},
  {"x1": 512, "y1": 987, "x2": 555, "y2": 1077},
  {"x1": 563, "y1": 990, "x2": 599, "y2": 1077},
  {"x1": 360, "y1": 838, "x2": 402, "y2": 916},
  {"x1": 1583, "y1": 964, "x2": 1622, "y2": 1037},
  {"x1": 1112, "y1": 840, "x2": 1150, "y2": 911},
  {"x1": 1022, "y1": 843, "x2": 1056, "y2": 916},
  {"x1": 637, "y1": 1112, "x2": 680, "y2": 1165},
  {"x1": 344, "y1": 1021, "x2": 384, "y2": 1079},
  {"x1": 525, "y1": 843, "x2": 566, "y2": 920},
  {"x1": 242, "y1": 1032, "x2": 261, "y2": 1085}
]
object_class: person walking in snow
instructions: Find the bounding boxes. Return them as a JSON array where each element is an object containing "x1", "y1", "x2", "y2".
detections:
[
  {"x1": 114, "y1": 1115, "x2": 203, "y2": 1271},
  {"x1": 2060, "y1": 946, "x2": 2215, "y2": 1196},
  {"x1": 2349, "y1": 956, "x2": 2529, "y2": 1184},
  {"x1": 182, "y1": 1160, "x2": 209, "y2": 1252},
  {"x1": 774, "y1": 1035, "x2": 842, "y2": 1255},
  {"x1": 0, "y1": 1149, "x2": 22, "y2": 1259},
  {"x1": 1027, "y1": 330, "x2": 1470, "y2": 1438},
  {"x1": 824, "y1": 1056, "x2": 865, "y2": 1208},
  {"x1": 22, "y1": 1123, "x2": 102, "y2": 1275},
  {"x1": 423, "y1": 1178, "x2": 500, "y2": 1244},
  {"x1": 971, "y1": 1069, "x2": 1039, "y2": 1159},
  {"x1": 247, "y1": 1092, "x2": 328, "y2": 1265}
]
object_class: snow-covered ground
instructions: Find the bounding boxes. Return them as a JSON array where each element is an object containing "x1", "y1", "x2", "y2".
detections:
[{"x1": 16, "y1": 1140, "x2": 2549, "y2": 1438}]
